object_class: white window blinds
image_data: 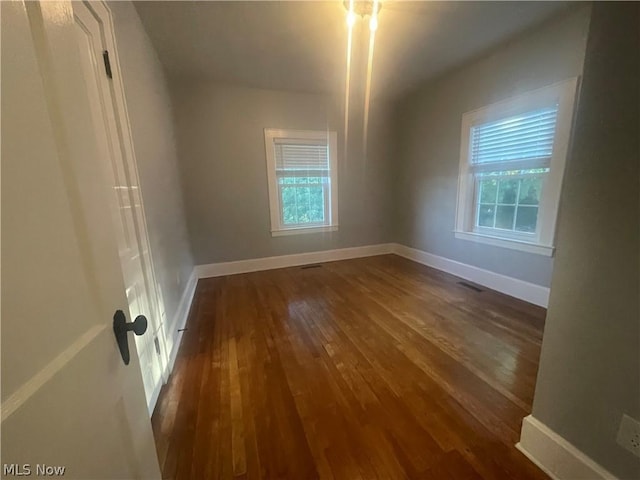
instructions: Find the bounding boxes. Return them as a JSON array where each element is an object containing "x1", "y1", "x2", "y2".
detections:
[
  {"x1": 470, "y1": 105, "x2": 559, "y2": 170},
  {"x1": 274, "y1": 139, "x2": 329, "y2": 175}
]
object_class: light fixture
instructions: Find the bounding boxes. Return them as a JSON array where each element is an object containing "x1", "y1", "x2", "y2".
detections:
[
  {"x1": 343, "y1": 0, "x2": 382, "y2": 156},
  {"x1": 369, "y1": 15, "x2": 378, "y2": 31},
  {"x1": 363, "y1": 0, "x2": 379, "y2": 153},
  {"x1": 343, "y1": 0, "x2": 356, "y2": 151},
  {"x1": 346, "y1": 10, "x2": 357, "y2": 27},
  {"x1": 343, "y1": 0, "x2": 382, "y2": 19}
]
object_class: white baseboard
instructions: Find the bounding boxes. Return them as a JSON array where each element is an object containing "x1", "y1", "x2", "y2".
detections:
[
  {"x1": 195, "y1": 243, "x2": 394, "y2": 278},
  {"x1": 164, "y1": 269, "x2": 198, "y2": 378},
  {"x1": 391, "y1": 243, "x2": 550, "y2": 307},
  {"x1": 194, "y1": 242, "x2": 549, "y2": 307},
  {"x1": 517, "y1": 415, "x2": 618, "y2": 480},
  {"x1": 148, "y1": 377, "x2": 163, "y2": 416}
]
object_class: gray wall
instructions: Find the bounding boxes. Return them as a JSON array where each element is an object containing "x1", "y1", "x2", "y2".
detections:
[
  {"x1": 171, "y1": 83, "x2": 394, "y2": 265},
  {"x1": 110, "y1": 2, "x2": 194, "y2": 330},
  {"x1": 531, "y1": 3, "x2": 640, "y2": 478},
  {"x1": 393, "y1": 5, "x2": 591, "y2": 287}
]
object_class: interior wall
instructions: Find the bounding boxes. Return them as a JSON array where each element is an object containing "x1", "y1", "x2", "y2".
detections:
[
  {"x1": 170, "y1": 82, "x2": 394, "y2": 265},
  {"x1": 109, "y1": 2, "x2": 194, "y2": 334},
  {"x1": 392, "y1": 5, "x2": 591, "y2": 287},
  {"x1": 530, "y1": 3, "x2": 640, "y2": 478}
]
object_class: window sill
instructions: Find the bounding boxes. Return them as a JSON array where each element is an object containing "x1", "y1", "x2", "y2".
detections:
[
  {"x1": 454, "y1": 230, "x2": 554, "y2": 257},
  {"x1": 271, "y1": 225, "x2": 338, "y2": 237}
]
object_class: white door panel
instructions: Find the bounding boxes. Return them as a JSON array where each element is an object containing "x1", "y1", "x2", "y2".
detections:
[
  {"x1": 72, "y1": 0, "x2": 166, "y2": 414},
  {"x1": 1, "y1": 1, "x2": 161, "y2": 477}
]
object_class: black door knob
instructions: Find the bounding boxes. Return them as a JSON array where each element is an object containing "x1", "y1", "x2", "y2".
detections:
[{"x1": 113, "y1": 309, "x2": 148, "y2": 365}]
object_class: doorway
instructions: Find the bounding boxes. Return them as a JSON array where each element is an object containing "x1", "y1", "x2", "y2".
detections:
[{"x1": 72, "y1": 0, "x2": 168, "y2": 414}]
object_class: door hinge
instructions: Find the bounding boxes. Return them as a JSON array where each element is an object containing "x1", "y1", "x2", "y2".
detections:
[
  {"x1": 102, "y1": 50, "x2": 113, "y2": 79},
  {"x1": 154, "y1": 336, "x2": 161, "y2": 356}
]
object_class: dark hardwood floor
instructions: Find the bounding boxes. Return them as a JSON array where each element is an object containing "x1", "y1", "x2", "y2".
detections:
[{"x1": 152, "y1": 254, "x2": 549, "y2": 479}]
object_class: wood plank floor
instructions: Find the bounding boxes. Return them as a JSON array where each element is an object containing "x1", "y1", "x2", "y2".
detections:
[{"x1": 152, "y1": 254, "x2": 549, "y2": 479}]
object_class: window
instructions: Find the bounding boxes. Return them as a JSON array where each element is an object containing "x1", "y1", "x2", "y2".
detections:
[
  {"x1": 264, "y1": 128, "x2": 338, "y2": 236},
  {"x1": 455, "y1": 78, "x2": 579, "y2": 256}
]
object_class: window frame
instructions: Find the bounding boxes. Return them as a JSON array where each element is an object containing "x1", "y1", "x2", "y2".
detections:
[
  {"x1": 264, "y1": 128, "x2": 339, "y2": 237},
  {"x1": 454, "y1": 78, "x2": 579, "y2": 256}
]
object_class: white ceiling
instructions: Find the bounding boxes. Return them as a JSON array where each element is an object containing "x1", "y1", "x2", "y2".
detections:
[{"x1": 134, "y1": 1, "x2": 574, "y2": 100}]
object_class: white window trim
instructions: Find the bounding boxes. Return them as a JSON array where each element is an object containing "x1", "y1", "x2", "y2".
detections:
[
  {"x1": 454, "y1": 77, "x2": 579, "y2": 256},
  {"x1": 454, "y1": 231, "x2": 555, "y2": 256},
  {"x1": 271, "y1": 225, "x2": 339, "y2": 237},
  {"x1": 264, "y1": 128, "x2": 339, "y2": 236}
]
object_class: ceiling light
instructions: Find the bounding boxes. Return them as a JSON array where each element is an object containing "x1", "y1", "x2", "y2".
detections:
[
  {"x1": 347, "y1": 11, "x2": 357, "y2": 27},
  {"x1": 369, "y1": 15, "x2": 378, "y2": 31},
  {"x1": 343, "y1": 0, "x2": 382, "y2": 18},
  {"x1": 342, "y1": 0, "x2": 381, "y2": 157}
]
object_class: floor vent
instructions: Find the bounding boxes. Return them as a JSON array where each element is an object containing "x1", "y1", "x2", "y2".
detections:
[
  {"x1": 301, "y1": 264, "x2": 322, "y2": 270},
  {"x1": 458, "y1": 281, "x2": 483, "y2": 292}
]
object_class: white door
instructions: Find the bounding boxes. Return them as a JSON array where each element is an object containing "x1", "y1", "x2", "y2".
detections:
[
  {"x1": 71, "y1": 0, "x2": 167, "y2": 414},
  {"x1": 1, "y1": 1, "x2": 161, "y2": 478}
]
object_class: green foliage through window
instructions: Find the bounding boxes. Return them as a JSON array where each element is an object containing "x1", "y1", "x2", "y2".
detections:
[
  {"x1": 278, "y1": 176, "x2": 327, "y2": 225},
  {"x1": 476, "y1": 170, "x2": 543, "y2": 233}
]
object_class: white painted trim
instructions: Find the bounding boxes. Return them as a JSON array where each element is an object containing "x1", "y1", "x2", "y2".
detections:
[
  {"x1": 391, "y1": 243, "x2": 550, "y2": 307},
  {"x1": 263, "y1": 128, "x2": 339, "y2": 234},
  {"x1": 167, "y1": 329, "x2": 187, "y2": 380},
  {"x1": 272, "y1": 225, "x2": 338, "y2": 237},
  {"x1": 454, "y1": 231, "x2": 555, "y2": 256},
  {"x1": 455, "y1": 78, "x2": 580, "y2": 251},
  {"x1": 517, "y1": 415, "x2": 618, "y2": 480},
  {"x1": 196, "y1": 244, "x2": 394, "y2": 279},
  {"x1": 148, "y1": 376, "x2": 163, "y2": 415},
  {"x1": 194, "y1": 243, "x2": 549, "y2": 307},
  {"x1": 164, "y1": 269, "x2": 198, "y2": 378},
  {"x1": 76, "y1": 2, "x2": 171, "y2": 410},
  {"x1": 101, "y1": 0, "x2": 173, "y2": 379}
]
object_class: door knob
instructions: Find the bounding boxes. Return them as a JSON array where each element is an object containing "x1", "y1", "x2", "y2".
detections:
[{"x1": 113, "y1": 309, "x2": 148, "y2": 365}]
